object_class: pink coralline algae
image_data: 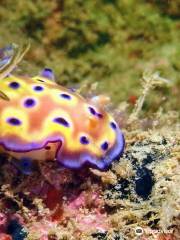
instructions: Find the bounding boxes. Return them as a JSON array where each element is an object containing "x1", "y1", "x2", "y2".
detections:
[
  {"x1": 63, "y1": 189, "x2": 109, "y2": 233},
  {"x1": 0, "y1": 213, "x2": 7, "y2": 233},
  {"x1": 25, "y1": 185, "x2": 109, "y2": 238},
  {"x1": 0, "y1": 233, "x2": 12, "y2": 240}
]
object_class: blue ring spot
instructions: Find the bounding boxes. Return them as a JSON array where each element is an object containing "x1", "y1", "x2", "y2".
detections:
[
  {"x1": 110, "y1": 122, "x2": 117, "y2": 130},
  {"x1": 53, "y1": 117, "x2": 69, "y2": 127},
  {"x1": 97, "y1": 113, "x2": 103, "y2": 119},
  {"x1": 101, "y1": 141, "x2": 109, "y2": 151},
  {"x1": 9, "y1": 82, "x2": 20, "y2": 89},
  {"x1": 33, "y1": 85, "x2": 44, "y2": 92},
  {"x1": 88, "y1": 106, "x2": 96, "y2": 116},
  {"x1": 80, "y1": 136, "x2": 89, "y2": 145},
  {"x1": 60, "y1": 93, "x2": 71, "y2": 100},
  {"x1": 88, "y1": 106, "x2": 103, "y2": 118},
  {"x1": 7, "y1": 117, "x2": 22, "y2": 126},
  {"x1": 24, "y1": 98, "x2": 36, "y2": 108}
]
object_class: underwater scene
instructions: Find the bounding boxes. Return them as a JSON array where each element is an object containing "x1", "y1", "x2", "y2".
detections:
[{"x1": 0, "y1": 1, "x2": 179, "y2": 240}]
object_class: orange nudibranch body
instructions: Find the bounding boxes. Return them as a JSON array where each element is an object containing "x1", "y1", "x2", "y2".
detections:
[{"x1": 0, "y1": 68, "x2": 124, "y2": 169}]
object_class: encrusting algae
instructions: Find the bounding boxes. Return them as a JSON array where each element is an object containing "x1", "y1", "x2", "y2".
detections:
[{"x1": 0, "y1": 44, "x2": 179, "y2": 240}]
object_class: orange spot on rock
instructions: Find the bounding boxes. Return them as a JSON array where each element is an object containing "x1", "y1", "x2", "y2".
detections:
[
  {"x1": 44, "y1": 186, "x2": 63, "y2": 222},
  {"x1": 51, "y1": 205, "x2": 63, "y2": 222},
  {"x1": 128, "y1": 95, "x2": 137, "y2": 105},
  {"x1": 44, "y1": 186, "x2": 62, "y2": 210}
]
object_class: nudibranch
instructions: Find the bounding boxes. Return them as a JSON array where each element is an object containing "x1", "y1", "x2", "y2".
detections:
[{"x1": 0, "y1": 44, "x2": 125, "y2": 170}]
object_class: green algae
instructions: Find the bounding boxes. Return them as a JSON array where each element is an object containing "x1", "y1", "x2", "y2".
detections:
[{"x1": 0, "y1": 0, "x2": 179, "y2": 112}]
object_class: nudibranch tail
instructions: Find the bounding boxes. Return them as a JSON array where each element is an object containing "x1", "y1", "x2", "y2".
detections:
[{"x1": 0, "y1": 45, "x2": 14, "y2": 70}]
